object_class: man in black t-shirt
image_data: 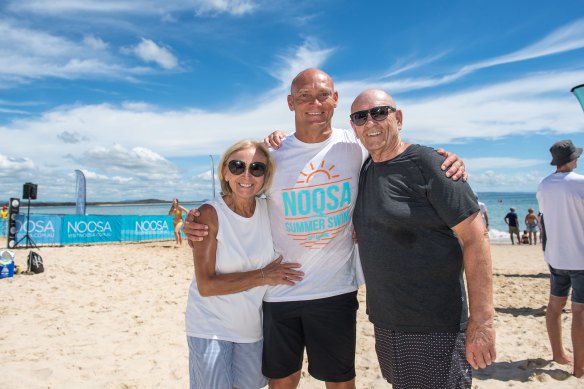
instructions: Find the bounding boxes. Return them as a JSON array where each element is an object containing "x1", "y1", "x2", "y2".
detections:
[
  {"x1": 351, "y1": 89, "x2": 496, "y2": 389},
  {"x1": 504, "y1": 207, "x2": 521, "y2": 245}
]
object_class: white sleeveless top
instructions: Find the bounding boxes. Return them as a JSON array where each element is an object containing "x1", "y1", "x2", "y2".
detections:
[{"x1": 185, "y1": 196, "x2": 275, "y2": 342}]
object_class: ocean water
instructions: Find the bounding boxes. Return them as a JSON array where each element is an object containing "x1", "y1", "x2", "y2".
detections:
[
  {"x1": 26, "y1": 193, "x2": 539, "y2": 244},
  {"x1": 477, "y1": 192, "x2": 540, "y2": 243}
]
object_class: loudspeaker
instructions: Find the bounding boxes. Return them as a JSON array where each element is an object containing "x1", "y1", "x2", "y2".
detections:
[
  {"x1": 23, "y1": 183, "x2": 38, "y2": 200},
  {"x1": 7, "y1": 198, "x2": 20, "y2": 249}
]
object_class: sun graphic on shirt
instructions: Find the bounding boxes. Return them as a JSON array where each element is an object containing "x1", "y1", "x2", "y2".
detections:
[{"x1": 296, "y1": 160, "x2": 340, "y2": 184}]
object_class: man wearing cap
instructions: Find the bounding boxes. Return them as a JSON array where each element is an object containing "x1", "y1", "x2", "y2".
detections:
[
  {"x1": 536, "y1": 139, "x2": 584, "y2": 378},
  {"x1": 504, "y1": 207, "x2": 521, "y2": 245}
]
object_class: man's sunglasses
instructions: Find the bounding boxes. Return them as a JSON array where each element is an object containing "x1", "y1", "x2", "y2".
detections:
[
  {"x1": 349, "y1": 105, "x2": 396, "y2": 126},
  {"x1": 228, "y1": 160, "x2": 267, "y2": 177}
]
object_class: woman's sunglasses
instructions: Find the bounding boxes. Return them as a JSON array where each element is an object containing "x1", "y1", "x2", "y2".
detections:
[
  {"x1": 349, "y1": 105, "x2": 396, "y2": 126},
  {"x1": 228, "y1": 160, "x2": 267, "y2": 177}
]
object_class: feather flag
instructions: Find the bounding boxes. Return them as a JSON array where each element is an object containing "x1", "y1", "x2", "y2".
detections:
[{"x1": 75, "y1": 170, "x2": 87, "y2": 215}]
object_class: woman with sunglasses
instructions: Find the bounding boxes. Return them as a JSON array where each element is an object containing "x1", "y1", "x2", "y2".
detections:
[
  {"x1": 185, "y1": 139, "x2": 304, "y2": 389},
  {"x1": 168, "y1": 198, "x2": 188, "y2": 246}
]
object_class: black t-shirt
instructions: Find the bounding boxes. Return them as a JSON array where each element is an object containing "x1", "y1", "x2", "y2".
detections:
[
  {"x1": 353, "y1": 145, "x2": 479, "y2": 333},
  {"x1": 505, "y1": 212, "x2": 519, "y2": 227}
]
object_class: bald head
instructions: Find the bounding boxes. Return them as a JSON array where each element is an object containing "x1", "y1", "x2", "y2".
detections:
[
  {"x1": 291, "y1": 68, "x2": 335, "y2": 94},
  {"x1": 350, "y1": 89, "x2": 403, "y2": 161},
  {"x1": 351, "y1": 89, "x2": 395, "y2": 112}
]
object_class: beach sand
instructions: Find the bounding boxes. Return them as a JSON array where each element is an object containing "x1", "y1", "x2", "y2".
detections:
[{"x1": 0, "y1": 241, "x2": 582, "y2": 388}]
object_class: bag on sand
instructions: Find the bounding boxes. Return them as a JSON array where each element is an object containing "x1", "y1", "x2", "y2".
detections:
[{"x1": 27, "y1": 251, "x2": 44, "y2": 274}]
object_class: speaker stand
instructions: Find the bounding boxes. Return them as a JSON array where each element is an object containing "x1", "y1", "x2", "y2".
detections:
[{"x1": 15, "y1": 198, "x2": 40, "y2": 250}]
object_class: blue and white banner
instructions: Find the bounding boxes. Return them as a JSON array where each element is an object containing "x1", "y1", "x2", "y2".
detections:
[
  {"x1": 75, "y1": 170, "x2": 87, "y2": 215},
  {"x1": 121, "y1": 216, "x2": 175, "y2": 242},
  {"x1": 12, "y1": 214, "x2": 176, "y2": 246},
  {"x1": 61, "y1": 215, "x2": 121, "y2": 244},
  {"x1": 14, "y1": 214, "x2": 62, "y2": 245},
  {"x1": 11, "y1": 213, "x2": 176, "y2": 246}
]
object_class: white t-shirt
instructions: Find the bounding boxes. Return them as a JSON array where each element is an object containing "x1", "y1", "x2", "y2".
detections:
[
  {"x1": 185, "y1": 197, "x2": 275, "y2": 342},
  {"x1": 478, "y1": 201, "x2": 488, "y2": 225},
  {"x1": 265, "y1": 128, "x2": 368, "y2": 302},
  {"x1": 536, "y1": 171, "x2": 584, "y2": 270},
  {"x1": 478, "y1": 202, "x2": 487, "y2": 216}
]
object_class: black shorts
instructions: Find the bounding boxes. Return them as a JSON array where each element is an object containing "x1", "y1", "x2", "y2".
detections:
[
  {"x1": 549, "y1": 265, "x2": 584, "y2": 304},
  {"x1": 374, "y1": 326, "x2": 472, "y2": 389},
  {"x1": 262, "y1": 291, "x2": 358, "y2": 382}
]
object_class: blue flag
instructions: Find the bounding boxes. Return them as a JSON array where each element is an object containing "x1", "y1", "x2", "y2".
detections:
[
  {"x1": 572, "y1": 84, "x2": 584, "y2": 113},
  {"x1": 75, "y1": 170, "x2": 86, "y2": 215}
]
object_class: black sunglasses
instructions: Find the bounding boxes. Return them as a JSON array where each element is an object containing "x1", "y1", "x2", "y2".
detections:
[
  {"x1": 228, "y1": 160, "x2": 267, "y2": 177},
  {"x1": 349, "y1": 105, "x2": 396, "y2": 126}
]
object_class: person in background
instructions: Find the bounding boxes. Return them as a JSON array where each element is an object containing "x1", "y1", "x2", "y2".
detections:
[
  {"x1": 186, "y1": 139, "x2": 303, "y2": 388},
  {"x1": 168, "y1": 198, "x2": 188, "y2": 246},
  {"x1": 537, "y1": 212, "x2": 544, "y2": 244},
  {"x1": 536, "y1": 139, "x2": 584, "y2": 378},
  {"x1": 351, "y1": 89, "x2": 495, "y2": 389},
  {"x1": 477, "y1": 196, "x2": 489, "y2": 230},
  {"x1": 521, "y1": 230, "x2": 530, "y2": 245},
  {"x1": 504, "y1": 207, "x2": 521, "y2": 245},
  {"x1": 524, "y1": 208, "x2": 539, "y2": 245},
  {"x1": 0, "y1": 204, "x2": 7, "y2": 235}
]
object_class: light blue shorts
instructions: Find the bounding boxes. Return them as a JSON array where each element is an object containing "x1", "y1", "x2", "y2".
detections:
[
  {"x1": 526, "y1": 223, "x2": 538, "y2": 232},
  {"x1": 187, "y1": 336, "x2": 268, "y2": 389}
]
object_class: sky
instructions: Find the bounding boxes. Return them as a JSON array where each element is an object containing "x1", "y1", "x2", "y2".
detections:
[{"x1": 1, "y1": 0, "x2": 583, "y2": 202}]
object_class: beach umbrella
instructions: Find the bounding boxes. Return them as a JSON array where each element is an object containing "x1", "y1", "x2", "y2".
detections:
[{"x1": 571, "y1": 84, "x2": 584, "y2": 112}]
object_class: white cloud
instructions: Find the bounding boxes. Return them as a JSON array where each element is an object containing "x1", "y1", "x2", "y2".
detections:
[
  {"x1": 7, "y1": 1, "x2": 139, "y2": 13},
  {"x1": 0, "y1": 21, "x2": 151, "y2": 86},
  {"x1": 127, "y1": 38, "x2": 178, "y2": 70},
  {"x1": 195, "y1": 170, "x2": 215, "y2": 181},
  {"x1": 111, "y1": 175, "x2": 135, "y2": 183},
  {"x1": 62, "y1": 146, "x2": 187, "y2": 201},
  {"x1": 381, "y1": 53, "x2": 448, "y2": 79},
  {"x1": 57, "y1": 131, "x2": 90, "y2": 144},
  {"x1": 75, "y1": 144, "x2": 178, "y2": 179},
  {"x1": 83, "y1": 34, "x2": 108, "y2": 50},
  {"x1": 469, "y1": 170, "x2": 546, "y2": 192},
  {"x1": 268, "y1": 38, "x2": 335, "y2": 88},
  {"x1": 397, "y1": 70, "x2": 584, "y2": 143},
  {"x1": 0, "y1": 20, "x2": 78, "y2": 58},
  {"x1": 121, "y1": 101, "x2": 155, "y2": 111},
  {"x1": 0, "y1": 154, "x2": 35, "y2": 177},
  {"x1": 464, "y1": 158, "x2": 546, "y2": 171},
  {"x1": 461, "y1": 18, "x2": 584, "y2": 74},
  {"x1": 0, "y1": 107, "x2": 29, "y2": 114},
  {"x1": 75, "y1": 169, "x2": 109, "y2": 181},
  {"x1": 337, "y1": 19, "x2": 584, "y2": 101},
  {"x1": 7, "y1": 0, "x2": 259, "y2": 16},
  {"x1": 194, "y1": 0, "x2": 257, "y2": 16}
]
